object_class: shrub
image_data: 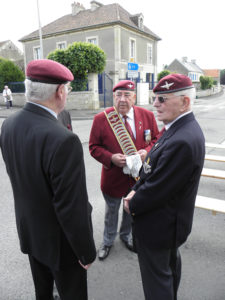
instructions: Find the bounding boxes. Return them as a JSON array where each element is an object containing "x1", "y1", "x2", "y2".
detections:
[
  {"x1": 199, "y1": 76, "x2": 214, "y2": 90},
  {"x1": 157, "y1": 70, "x2": 171, "y2": 81},
  {"x1": 0, "y1": 57, "x2": 25, "y2": 91},
  {"x1": 47, "y1": 42, "x2": 106, "y2": 91}
]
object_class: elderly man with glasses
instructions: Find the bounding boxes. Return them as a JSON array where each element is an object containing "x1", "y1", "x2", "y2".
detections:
[
  {"x1": 0, "y1": 59, "x2": 96, "y2": 300},
  {"x1": 89, "y1": 80, "x2": 159, "y2": 260},
  {"x1": 124, "y1": 73, "x2": 205, "y2": 300}
]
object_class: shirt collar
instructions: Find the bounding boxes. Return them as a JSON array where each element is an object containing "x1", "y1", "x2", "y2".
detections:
[
  {"x1": 120, "y1": 106, "x2": 134, "y2": 120},
  {"x1": 165, "y1": 111, "x2": 192, "y2": 130},
  {"x1": 28, "y1": 101, "x2": 57, "y2": 119}
]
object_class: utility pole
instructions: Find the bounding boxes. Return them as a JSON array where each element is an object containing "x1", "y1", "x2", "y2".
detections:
[{"x1": 37, "y1": 0, "x2": 44, "y2": 59}]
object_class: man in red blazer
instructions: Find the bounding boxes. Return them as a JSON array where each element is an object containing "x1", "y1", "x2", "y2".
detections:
[{"x1": 89, "y1": 80, "x2": 159, "y2": 260}]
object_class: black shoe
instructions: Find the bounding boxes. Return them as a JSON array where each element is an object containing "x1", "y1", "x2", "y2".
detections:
[
  {"x1": 98, "y1": 244, "x2": 111, "y2": 260},
  {"x1": 121, "y1": 237, "x2": 134, "y2": 252}
]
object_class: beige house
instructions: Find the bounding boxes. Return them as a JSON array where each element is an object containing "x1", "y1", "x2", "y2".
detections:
[{"x1": 19, "y1": 1, "x2": 161, "y2": 87}]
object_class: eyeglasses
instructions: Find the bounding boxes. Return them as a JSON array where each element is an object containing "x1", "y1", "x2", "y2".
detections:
[
  {"x1": 152, "y1": 95, "x2": 184, "y2": 103},
  {"x1": 65, "y1": 85, "x2": 73, "y2": 94}
]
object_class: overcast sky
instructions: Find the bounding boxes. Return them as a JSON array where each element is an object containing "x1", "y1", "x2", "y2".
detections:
[{"x1": 1, "y1": 0, "x2": 224, "y2": 71}]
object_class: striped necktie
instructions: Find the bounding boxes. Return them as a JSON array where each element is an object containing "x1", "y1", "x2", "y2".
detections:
[{"x1": 123, "y1": 115, "x2": 135, "y2": 141}]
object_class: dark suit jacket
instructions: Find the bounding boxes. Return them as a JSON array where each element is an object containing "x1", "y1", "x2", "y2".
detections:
[
  {"x1": 58, "y1": 109, "x2": 73, "y2": 131},
  {"x1": 129, "y1": 112, "x2": 205, "y2": 249},
  {"x1": 0, "y1": 103, "x2": 96, "y2": 270},
  {"x1": 89, "y1": 106, "x2": 159, "y2": 198}
]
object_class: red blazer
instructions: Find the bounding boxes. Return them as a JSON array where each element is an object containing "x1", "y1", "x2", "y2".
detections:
[{"x1": 89, "y1": 106, "x2": 159, "y2": 197}]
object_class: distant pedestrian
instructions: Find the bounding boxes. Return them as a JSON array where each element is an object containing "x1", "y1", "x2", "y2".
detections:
[{"x1": 2, "y1": 85, "x2": 13, "y2": 109}]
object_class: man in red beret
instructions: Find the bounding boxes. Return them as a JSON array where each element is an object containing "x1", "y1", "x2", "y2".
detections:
[
  {"x1": 89, "y1": 80, "x2": 159, "y2": 260},
  {"x1": 0, "y1": 59, "x2": 96, "y2": 299},
  {"x1": 124, "y1": 74, "x2": 205, "y2": 299}
]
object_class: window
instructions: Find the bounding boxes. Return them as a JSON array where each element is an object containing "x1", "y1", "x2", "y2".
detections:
[
  {"x1": 57, "y1": 41, "x2": 67, "y2": 49},
  {"x1": 33, "y1": 46, "x2": 41, "y2": 60},
  {"x1": 86, "y1": 36, "x2": 98, "y2": 45},
  {"x1": 147, "y1": 43, "x2": 153, "y2": 64},
  {"x1": 130, "y1": 38, "x2": 136, "y2": 62}
]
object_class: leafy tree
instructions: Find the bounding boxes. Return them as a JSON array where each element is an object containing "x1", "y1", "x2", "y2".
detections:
[
  {"x1": 47, "y1": 42, "x2": 106, "y2": 91},
  {"x1": 157, "y1": 70, "x2": 171, "y2": 81},
  {"x1": 199, "y1": 76, "x2": 214, "y2": 90},
  {"x1": 0, "y1": 57, "x2": 25, "y2": 91},
  {"x1": 220, "y1": 69, "x2": 225, "y2": 84}
]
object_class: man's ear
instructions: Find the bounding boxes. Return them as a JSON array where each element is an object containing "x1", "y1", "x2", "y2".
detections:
[
  {"x1": 182, "y1": 96, "x2": 190, "y2": 111},
  {"x1": 56, "y1": 84, "x2": 64, "y2": 99}
]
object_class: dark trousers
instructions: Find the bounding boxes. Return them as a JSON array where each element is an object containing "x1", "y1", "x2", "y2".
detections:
[
  {"x1": 28, "y1": 255, "x2": 87, "y2": 300},
  {"x1": 136, "y1": 241, "x2": 181, "y2": 300}
]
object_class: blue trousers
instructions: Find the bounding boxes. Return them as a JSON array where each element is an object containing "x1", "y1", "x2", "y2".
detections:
[{"x1": 102, "y1": 193, "x2": 132, "y2": 246}]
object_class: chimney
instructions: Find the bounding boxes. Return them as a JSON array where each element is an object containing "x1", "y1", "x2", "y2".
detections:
[
  {"x1": 90, "y1": 1, "x2": 103, "y2": 11},
  {"x1": 191, "y1": 59, "x2": 196, "y2": 64},
  {"x1": 71, "y1": 2, "x2": 85, "y2": 16},
  {"x1": 182, "y1": 57, "x2": 188, "y2": 63}
]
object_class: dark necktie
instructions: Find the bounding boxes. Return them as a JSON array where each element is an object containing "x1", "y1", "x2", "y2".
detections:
[{"x1": 123, "y1": 115, "x2": 135, "y2": 141}]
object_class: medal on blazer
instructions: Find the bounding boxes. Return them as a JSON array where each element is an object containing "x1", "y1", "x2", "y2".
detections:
[
  {"x1": 144, "y1": 129, "x2": 151, "y2": 144},
  {"x1": 143, "y1": 157, "x2": 151, "y2": 174}
]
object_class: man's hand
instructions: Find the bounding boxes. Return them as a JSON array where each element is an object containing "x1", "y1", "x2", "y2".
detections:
[
  {"x1": 123, "y1": 190, "x2": 136, "y2": 214},
  {"x1": 111, "y1": 153, "x2": 127, "y2": 167},
  {"x1": 137, "y1": 149, "x2": 147, "y2": 162},
  {"x1": 79, "y1": 261, "x2": 92, "y2": 270}
]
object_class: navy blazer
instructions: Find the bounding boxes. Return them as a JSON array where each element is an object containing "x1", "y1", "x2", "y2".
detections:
[
  {"x1": 0, "y1": 102, "x2": 96, "y2": 269},
  {"x1": 130, "y1": 112, "x2": 205, "y2": 249}
]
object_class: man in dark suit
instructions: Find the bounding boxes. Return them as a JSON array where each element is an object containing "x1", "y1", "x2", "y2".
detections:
[
  {"x1": 124, "y1": 74, "x2": 205, "y2": 300},
  {"x1": 58, "y1": 109, "x2": 73, "y2": 131},
  {"x1": 0, "y1": 59, "x2": 96, "y2": 300},
  {"x1": 89, "y1": 80, "x2": 159, "y2": 260}
]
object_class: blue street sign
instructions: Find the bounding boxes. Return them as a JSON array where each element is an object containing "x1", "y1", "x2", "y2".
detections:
[{"x1": 128, "y1": 62, "x2": 139, "y2": 71}]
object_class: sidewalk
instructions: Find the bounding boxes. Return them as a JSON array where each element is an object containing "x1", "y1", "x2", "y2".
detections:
[{"x1": 0, "y1": 105, "x2": 154, "y2": 120}]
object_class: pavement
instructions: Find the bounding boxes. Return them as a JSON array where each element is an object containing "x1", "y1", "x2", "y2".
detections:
[{"x1": 0, "y1": 104, "x2": 155, "y2": 120}]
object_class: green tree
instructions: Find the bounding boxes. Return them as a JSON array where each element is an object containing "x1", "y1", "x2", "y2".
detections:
[
  {"x1": 157, "y1": 70, "x2": 171, "y2": 81},
  {"x1": 47, "y1": 42, "x2": 106, "y2": 91},
  {"x1": 220, "y1": 69, "x2": 225, "y2": 84},
  {"x1": 199, "y1": 76, "x2": 214, "y2": 90},
  {"x1": 0, "y1": 57, "x2": 25, "y2": 91}
]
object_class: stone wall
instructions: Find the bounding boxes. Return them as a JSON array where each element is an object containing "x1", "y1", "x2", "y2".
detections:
[{"x1": 0, "y1": 74, "x2": 100, "y2": 110}]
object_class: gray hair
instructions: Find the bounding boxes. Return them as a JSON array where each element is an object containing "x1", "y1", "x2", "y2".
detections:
[
  {"x1": 25, "y1": 79, "x2": 58, "y2": 102},
  {"x1": 174, "y1": 87, "x2": 196, "y2": 106}
]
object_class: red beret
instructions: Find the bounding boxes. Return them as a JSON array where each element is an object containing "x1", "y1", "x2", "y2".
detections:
[
  {"x1": 113, "y1": 80, "x2": 135, "y2": 92},
  {"x1": 153, "y1": 73, "x2": 194, "y2": 94},
  {"x1": 26, "y1": 59, "x2": 74, "y2": 84}
]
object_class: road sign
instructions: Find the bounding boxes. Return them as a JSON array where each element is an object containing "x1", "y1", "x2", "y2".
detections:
[
  {"x1": 127, "y1": 70, "x2": 139, "y2": 78},
  {"x1": 128, "y1": 62, "x2": 139, "y2": 71}
]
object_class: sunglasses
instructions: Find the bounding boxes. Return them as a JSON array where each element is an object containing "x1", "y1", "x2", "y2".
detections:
[{"x1": 152, "y1": 95, "x2": 184, "y2": 103}]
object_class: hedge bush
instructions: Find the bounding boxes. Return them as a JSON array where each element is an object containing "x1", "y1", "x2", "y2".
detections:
[
  {"x1": 0, "y1": 57, "x2": 25, "y2": 91},
  {"x1": 47, "y1": 42, "x2": 106, "y2": 91}
]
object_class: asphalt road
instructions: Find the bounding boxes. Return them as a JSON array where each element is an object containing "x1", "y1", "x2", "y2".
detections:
[{"x1": 0, "y1": 94, "x2": 225, "y2": 300}]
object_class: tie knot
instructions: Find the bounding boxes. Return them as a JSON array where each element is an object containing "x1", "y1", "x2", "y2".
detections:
[{"x1": 123, "y1": 115, "x2": 128, "y2": 120}]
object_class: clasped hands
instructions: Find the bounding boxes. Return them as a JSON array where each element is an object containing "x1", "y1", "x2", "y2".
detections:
[{"x1": 111, "y1": 149, "x2": 147, "y2": 168}]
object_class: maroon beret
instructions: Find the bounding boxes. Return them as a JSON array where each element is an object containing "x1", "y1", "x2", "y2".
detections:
[
  {"x1": 26, "y1": 59, "x2": 74, "y2": 84},
  {"x1": 113, "y1": 80, "x2": 135, "y2": 92},
  {"x1": 153, "y1": 73, "x2": 194, "y2": 94}
]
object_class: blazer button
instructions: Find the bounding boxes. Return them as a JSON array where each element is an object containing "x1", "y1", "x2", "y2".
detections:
[{"x1": 131, "y1": 213, "x2": 135, "y2": 216}]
